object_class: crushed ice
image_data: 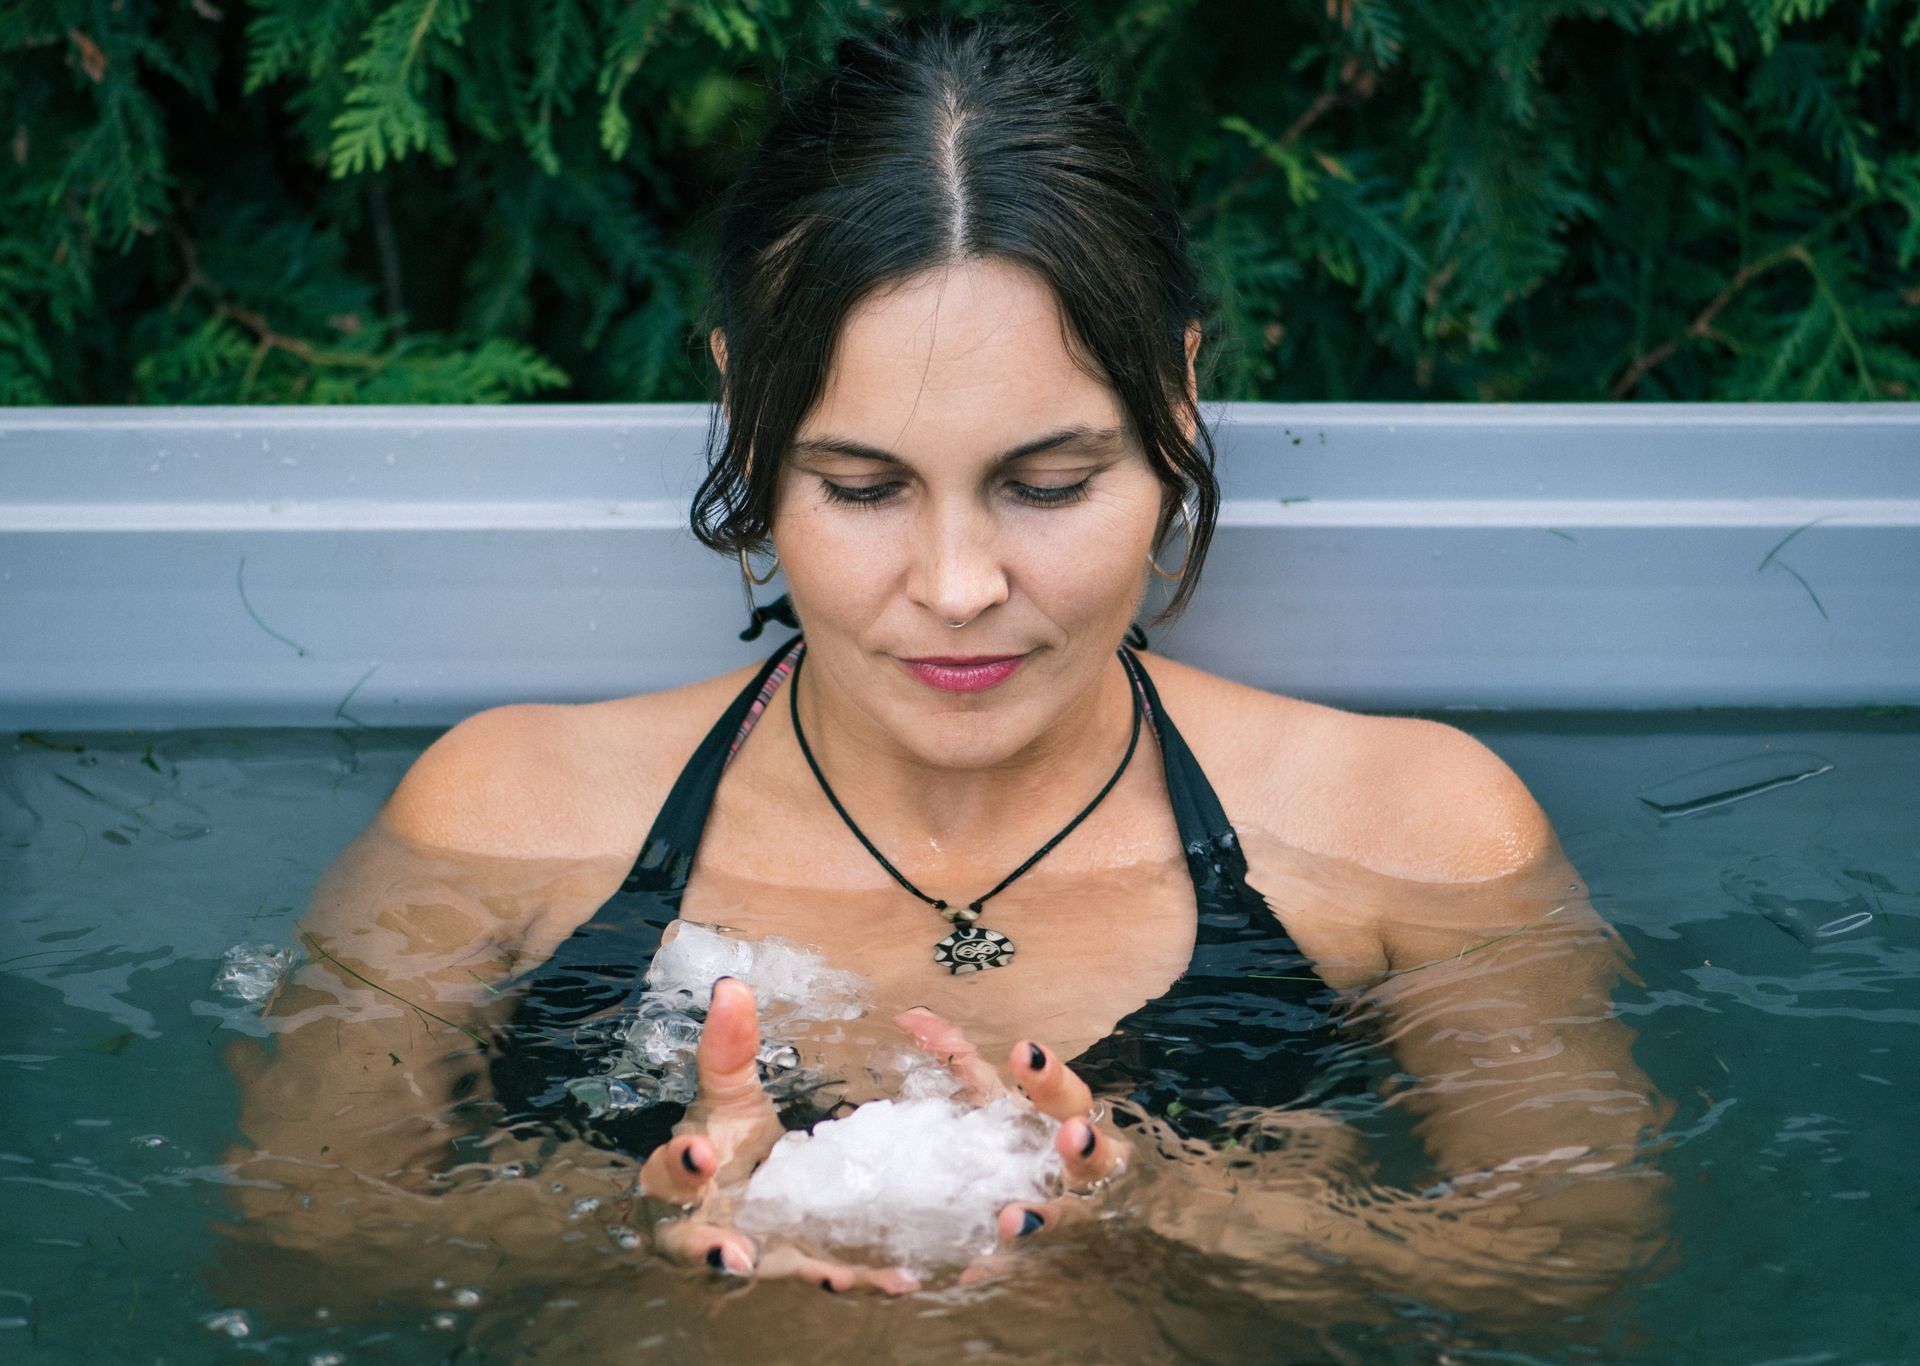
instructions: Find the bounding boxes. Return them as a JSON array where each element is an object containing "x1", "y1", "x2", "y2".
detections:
[
  {"x1": 213, "y1": 943, "x2": 295, "y2": 1003},
  {"x1": 564, "y1": 922, "x2": 868, "y2": 1115},
  {"x1": 561, "y1": 924, "x2": 1068, "y2": 1268},
  {"x1": 733, "y1": 1053, "x2": 1064, "y2": 1271}
]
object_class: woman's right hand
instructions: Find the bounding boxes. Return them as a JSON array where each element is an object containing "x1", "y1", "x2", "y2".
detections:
[{"x1": 637, "y1": 977, "x2": 922, "y2": 1294}]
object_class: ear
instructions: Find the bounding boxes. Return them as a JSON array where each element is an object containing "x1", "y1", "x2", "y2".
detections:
[
  {"x1": 1178, "y1": 320, "x2": 1201, "y2": 443},
  {"x1": 709, "y1": 327, "x2": 728, "y2": 378}
]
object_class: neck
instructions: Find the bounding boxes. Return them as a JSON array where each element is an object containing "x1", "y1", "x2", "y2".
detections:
[{"x1": 787, "y1": 646, "x2": 1143, "y2": 876}]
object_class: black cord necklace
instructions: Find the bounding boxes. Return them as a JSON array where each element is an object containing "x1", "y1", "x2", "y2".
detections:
[{"x1": 788, "y1": 645, "x2": 1143, "y2": 975}]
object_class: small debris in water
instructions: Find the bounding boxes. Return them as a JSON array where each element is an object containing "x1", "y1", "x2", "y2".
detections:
[
  {"x1": 452, "y1": 1287, "x2": 481, "y2": 1308},
  {"x1": 431, "y1": 1313, "x2": 458, "y2": 1330},
  {"x1": 569, "y1": 1196, "x2": 601, "y2": 1219},
  {"x1": 130, "y1": 1135, "x2": 166, "y2": 1148},
  {"x1": 202, "y1": 1309, "x2": 251, "y2": 1338},
  {"x1": 308, "y1": 1353, "x2": 346, "y2": 1366}
]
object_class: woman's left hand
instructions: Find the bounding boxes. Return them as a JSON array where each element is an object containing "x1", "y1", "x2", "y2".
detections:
[{"x1": 892, "y1": 1007, "x2": 1131, "y2": 1246}]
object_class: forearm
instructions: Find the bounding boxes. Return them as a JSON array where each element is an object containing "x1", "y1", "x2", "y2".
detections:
[{"x1": 1127, "y1": 1116, "x2": 1666, "y2": 1329}]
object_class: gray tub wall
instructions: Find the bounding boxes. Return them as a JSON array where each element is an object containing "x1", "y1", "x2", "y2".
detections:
[{"x1": 1, "y1": 404, "x2": 1915, "y2": 729}]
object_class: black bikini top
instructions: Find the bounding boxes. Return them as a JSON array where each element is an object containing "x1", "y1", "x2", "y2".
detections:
[{"x1": 487, "y1": 636, "x2": 1365, "y2": 1155}]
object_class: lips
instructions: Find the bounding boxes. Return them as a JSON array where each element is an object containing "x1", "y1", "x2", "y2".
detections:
[{"x1": 897, "y1": 654, "x2": 1027, "y2": 694}]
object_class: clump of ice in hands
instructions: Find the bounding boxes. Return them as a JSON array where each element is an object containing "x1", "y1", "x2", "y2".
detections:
[
  {"x1": 643, "y1": 919, "x2": 868, "y2": 1019},
  {"x1": 567, "y1": 922, "x2": 868, "y2": 1115},
  {"x1": 734, "y1": 1054, "x2": 1064, "y2": 1272},
  {"x1": 212, "y1": 943, "x2": 295, "y2": 1003}
]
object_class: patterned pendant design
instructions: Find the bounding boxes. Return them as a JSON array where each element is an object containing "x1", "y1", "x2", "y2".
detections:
[{"x1": 934, "y1": 926, "x2": 1015, "y2": 975}]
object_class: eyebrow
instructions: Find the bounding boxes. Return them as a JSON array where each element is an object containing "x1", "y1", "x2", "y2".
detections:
[{"x1": 788, "y1": 423, "x2": 1129, "y2": 468}]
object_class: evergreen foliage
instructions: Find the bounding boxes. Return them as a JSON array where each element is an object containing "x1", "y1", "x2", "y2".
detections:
[{"x1": 3, "y1": 0, "x2": 1915, "y2": 404}]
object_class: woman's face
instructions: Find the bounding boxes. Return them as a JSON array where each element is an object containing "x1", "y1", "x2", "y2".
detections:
[{"x1": 762, "y1": 257, "x2": 1190, "y2": 770}]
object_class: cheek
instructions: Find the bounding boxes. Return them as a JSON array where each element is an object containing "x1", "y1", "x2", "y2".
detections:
[
  {"x1": 770, "y1": 491, "x2": 902, "y2": 614},
  {"x1": 1016, "y1": 496, "x2": 1157, "y2": 617}
]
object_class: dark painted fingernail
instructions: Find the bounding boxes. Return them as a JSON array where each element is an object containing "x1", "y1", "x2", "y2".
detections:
[
  {"x1": 1018, "y1": 1209, "x2": 1044, "y2": 1238},
  {"x1": 1079, "y1": 1123, "x2": 1097, "y2": 1159},
  {"x1": 1027, "y1": 1043, "x2": 1046, "y2": 1071},
  {"x1": 706, "y1": 1246, "x2": 726, "y2": 1270},
  {"x1": 680, "y1": 1145, "x2": 701, "y2": 1174},
  {"x1": 820, "y1": 1278, "x2": 838, "y2": 1293}
]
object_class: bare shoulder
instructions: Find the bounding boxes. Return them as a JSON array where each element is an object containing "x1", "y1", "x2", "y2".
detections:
[
  {"x1": 1136, "y1": 653, "x2": 1555, "y2": 884},
  {"x1": 380, "y1": 665, "x2": 763, "y2": 860}
]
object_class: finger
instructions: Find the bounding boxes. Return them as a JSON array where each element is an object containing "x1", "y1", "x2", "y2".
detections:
[
  {"x1": 1057, "y1": 1114, "x2": 1129, "y2": 1190},
  {"x1": 653, "y1": 1218, "x2": 758, "y2": 1277},
  {"x1": 994, "y1": 1197, "x2": 1088, "y2": 1244},
  {"x1": 638, "y1": 1132, "x2": 718, "y2": 1204},
  {"x1": 1009, "y1": 1040, "x2": 1092, "y2": 1121},
  {"x1": 956, "y1": 1250, "x2": 1017, "y2": 1287},
  {"x1": 697, "y1": 976, "x2": 766, "y2": 1105},
  {"x1": 681, "y1": 977, "x2": 786, "y2": 1179},
  {"x1": 755, "y1": 1243, "x2": 922, "y2": 1296},
  {"x1": 893, "y1": 1007, "x2": 1005, "y2": 1103}
]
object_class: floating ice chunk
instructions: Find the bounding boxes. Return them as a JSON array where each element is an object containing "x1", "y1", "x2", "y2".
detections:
[
  {"x1": 566, "y1": 923, "x2": 867, "y2": 1116},
  {"x1": 1722, "y1": 856, "x2": 1877, "y2": 949},
  {"x1": 734, "y1": 1061, "x2": 1063, "y2": 1271},
  {"x1": 1638, "y1": 750, "x2": 1833, "y2": 818},
  {"x1": 1815, "y1": 911, "x2": 1874, "y2": 938},
  {"x1": 644, "y1": 921, "x2": 868, "y2": 1020},
  {"x1": 213, "y1": 943, "x2": 295, "y2": 1003},
  {"x1": 202, "y1": 1309, "x2": 251, "y2": 1338}
]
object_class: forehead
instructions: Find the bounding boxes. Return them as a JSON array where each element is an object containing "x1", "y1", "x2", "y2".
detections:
[{"x1": 800, "y1": 258, "x2": 1124, "y2": 455}]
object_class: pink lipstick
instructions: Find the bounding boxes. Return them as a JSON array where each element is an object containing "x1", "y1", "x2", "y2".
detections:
[{"x1": 898, "y1": 654, "x2": 1026, "y2": 693}]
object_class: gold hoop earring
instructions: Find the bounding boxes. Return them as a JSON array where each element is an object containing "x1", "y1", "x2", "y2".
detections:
[
  {"x1": 738, "y1": 544, "x2": 780, "y2": 622},
  {"x1": 739, "y1": 545, "x2": 780, "y2": 586},
  {"x1": 1147, "y1": 500, "x2": 1197, "y2": 581}
]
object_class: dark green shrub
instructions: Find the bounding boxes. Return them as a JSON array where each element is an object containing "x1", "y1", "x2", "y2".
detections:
[{"x1": 3, "y1": 0, "x2": 1915, "y2": 404}]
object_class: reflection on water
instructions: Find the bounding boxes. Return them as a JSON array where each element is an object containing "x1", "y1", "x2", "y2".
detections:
[{"x1": 1, "y1": 712, "x2": 1916, "y2": 1365}]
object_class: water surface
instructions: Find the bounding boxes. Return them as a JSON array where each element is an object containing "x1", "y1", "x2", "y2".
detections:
[{"x1": 1, "y1": 711, "x2": 1914, "y2": 1364}]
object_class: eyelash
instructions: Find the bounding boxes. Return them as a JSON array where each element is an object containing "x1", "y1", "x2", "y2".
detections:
[{"x1": 819, "y1": 478, "x2": 1093, "y2": 510}]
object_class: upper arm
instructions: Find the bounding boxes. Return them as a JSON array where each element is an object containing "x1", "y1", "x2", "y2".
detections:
[
  {"x1": 1216, "y1": 688, "x2": 1669, "y2": 1231},
  {"x1": 236, "y1": 778, "x2": 634, "y2": 1181},
  {"x1": 239, "y1": 700, "x2": 654, "y2": 1169}
]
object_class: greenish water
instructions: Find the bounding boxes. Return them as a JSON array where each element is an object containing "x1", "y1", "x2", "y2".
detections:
[{"x1": 1, "y1": 712, "x2": 1915, "y2": 1365}]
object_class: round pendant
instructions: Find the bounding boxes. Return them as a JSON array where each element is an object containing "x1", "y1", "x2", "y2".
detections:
[{"x1": 934, "y1": 926, "x2": 1015, "y2": 975}]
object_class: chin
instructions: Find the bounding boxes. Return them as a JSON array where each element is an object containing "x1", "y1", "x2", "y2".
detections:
[{"x1": 891, "y1": 695, "x2": 1047, "y2": 770}]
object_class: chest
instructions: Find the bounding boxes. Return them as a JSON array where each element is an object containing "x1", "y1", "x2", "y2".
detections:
[{"x1": 675, "y1": 772, "x2": 1200, "y2": 1064}]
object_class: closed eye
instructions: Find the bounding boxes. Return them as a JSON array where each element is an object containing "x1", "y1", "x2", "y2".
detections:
[
  {"x1": 818, "y1": 479, "x2": 900, "y2": 507},
  {"x1": 1010, "y1": 478, "x2": 1093, "y2": 507},
  {"x1": 817, "y1": 476, "x2": 1095, "y2": 509}
]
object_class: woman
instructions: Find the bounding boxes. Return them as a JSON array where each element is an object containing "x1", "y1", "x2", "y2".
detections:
[{"x1": 227, "y1": 15, "x2": 1669, "y2": 1325}]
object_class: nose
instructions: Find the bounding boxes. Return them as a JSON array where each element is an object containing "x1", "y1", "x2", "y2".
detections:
[{"x1": 907, "y1": 500, "x2": 1009, "y2": 628}]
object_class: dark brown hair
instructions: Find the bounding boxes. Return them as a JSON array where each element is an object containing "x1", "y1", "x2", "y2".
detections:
[{"x1": 691, "y1": 14, "x2": 1219, "y2": 619}]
